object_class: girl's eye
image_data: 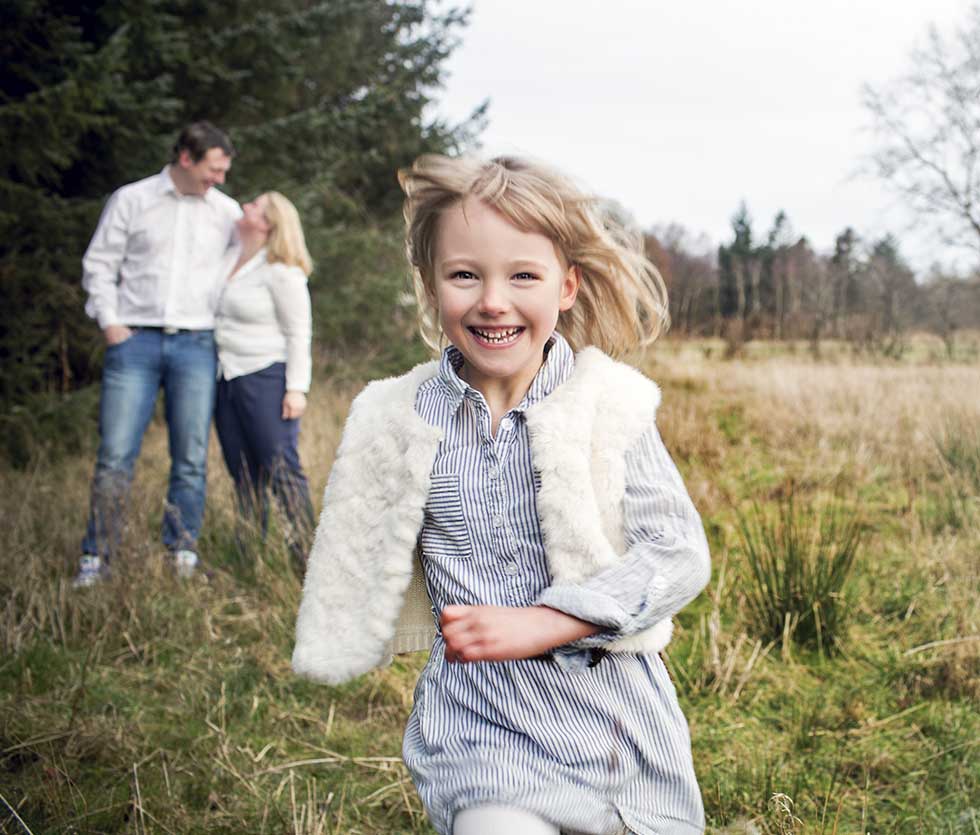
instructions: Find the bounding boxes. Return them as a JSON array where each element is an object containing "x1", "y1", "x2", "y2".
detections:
[
  {"x1": 513, "y1": 272, "x2": 537, "y2": 281},
  {"x1": 450, "y1": 270, "x2": 477, "y2": 281}
]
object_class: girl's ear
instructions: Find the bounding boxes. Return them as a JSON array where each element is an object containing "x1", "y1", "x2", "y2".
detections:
[{"x1": 559, "y1": 264, "x2": 581, "y2": 312}]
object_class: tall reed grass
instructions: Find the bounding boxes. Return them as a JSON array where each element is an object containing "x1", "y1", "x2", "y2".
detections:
[{"x1": 735, "y1": 490, "x2": 865, "y2": 654}]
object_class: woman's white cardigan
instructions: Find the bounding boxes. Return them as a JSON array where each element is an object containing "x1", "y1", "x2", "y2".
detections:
[{"x1": 293, "y1": 348, "x2": 700, "y2": 686}]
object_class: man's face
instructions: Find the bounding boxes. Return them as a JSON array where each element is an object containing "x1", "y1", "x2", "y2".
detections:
[{"x1": 178, "y1": 147, "x2": 232, "y2": 195}]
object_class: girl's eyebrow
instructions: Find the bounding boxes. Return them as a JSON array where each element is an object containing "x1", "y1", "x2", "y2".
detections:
[
  {"x1": 508, "y1": 259, "x2": 551, "y2": 271},
  {"x1": 439, "y1": 256, "x2": 552, "y2": 271},
  {"x1": 439, "y1": 257, "x2": 478, "y2": 269}
]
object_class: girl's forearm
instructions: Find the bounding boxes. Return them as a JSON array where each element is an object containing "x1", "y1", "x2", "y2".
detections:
[
  {"x1": 440, "y1": 604, "x2": 601, "y2": 662},
  {"x1": 536, "y1": 605, "x2": 602, "y2": 646}
]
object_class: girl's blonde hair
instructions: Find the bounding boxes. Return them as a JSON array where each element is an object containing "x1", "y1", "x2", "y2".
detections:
[
  {"x1": 398, "y1": 155, "x2": 669, "y2": 356},
  {"x1": 263, "y1": 191, "x2": 313, "y2": 276}
]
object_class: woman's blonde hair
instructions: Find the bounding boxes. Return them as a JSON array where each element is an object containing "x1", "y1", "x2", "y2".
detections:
[
  {"x1": 397, "y1": 154, "x2": 669, "y2": 356},
  {"x1": 263, "y1": 191, "x2": 313, "y2": 276}
]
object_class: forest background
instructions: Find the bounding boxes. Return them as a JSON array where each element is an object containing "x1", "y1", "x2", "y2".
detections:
[
  {"x1": 1, "y1": 1, "x2": 978, "y2": 833},
  {"x1": 4, "y1": 0, "x2": 980, "y2": 469}
]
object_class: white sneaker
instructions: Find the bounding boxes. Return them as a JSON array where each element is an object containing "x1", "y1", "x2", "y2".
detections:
[
  {"x1": 172, "y1": 549, "x2": 199, "y2": 579},
  {"x1": 72, "y1": 554, "x2": 107, "y2": 588}
]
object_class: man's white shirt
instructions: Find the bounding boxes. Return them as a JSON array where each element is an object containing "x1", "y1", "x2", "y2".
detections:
[{"x1": 82, "y1": 167, "x2": 242, "y2": 330}]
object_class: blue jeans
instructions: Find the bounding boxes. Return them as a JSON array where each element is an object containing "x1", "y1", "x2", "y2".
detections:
[{"x1": 82, "y1": 328, "x2": 217, "y2": 558}]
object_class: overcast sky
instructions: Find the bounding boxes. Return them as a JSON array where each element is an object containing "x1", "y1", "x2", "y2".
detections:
[{"x1": 433, "y1": 0, "x2": 975, "y2": 273}]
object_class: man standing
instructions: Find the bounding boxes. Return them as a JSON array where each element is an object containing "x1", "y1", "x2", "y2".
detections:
[{"x1": 74, "y1": 121, "x2": 242, "y2": 586}]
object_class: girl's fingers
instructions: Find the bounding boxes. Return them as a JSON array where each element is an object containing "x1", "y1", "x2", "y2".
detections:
[
  {"x1": 440, "y1": 605, "x2": 469, "y2": 623},
  {"x1": 443, "y1": 620, "x2": 485, "y2": 662},
  {"x1": 442, "y1": 621, "x2": 475, "y2": 650},
  {"x1": 446, "y1": 637, "x2": 484, "y2": 663}
]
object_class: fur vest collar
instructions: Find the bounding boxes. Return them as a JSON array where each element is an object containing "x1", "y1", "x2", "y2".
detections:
[{"x1": 293, "y1": 348, "x2": 672, "y2": 685}]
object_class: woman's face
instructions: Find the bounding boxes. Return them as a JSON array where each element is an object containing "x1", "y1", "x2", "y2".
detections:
[{"x1": 238, "y1": 194, "x2": 272, "y2": 237}]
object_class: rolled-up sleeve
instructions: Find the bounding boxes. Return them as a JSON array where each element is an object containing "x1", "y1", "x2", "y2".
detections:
[
  {"x1": 82, "y1": 191, "x2": 130, "y2": 329},
  {"x1": 269, "y1": 265, "x2": 313, "y2": 393},
  {"x1": 535, "y1": 422, "x2": 711, "y2": 645}
]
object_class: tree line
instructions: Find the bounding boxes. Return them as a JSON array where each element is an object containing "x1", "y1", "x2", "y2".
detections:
[
  {"x1": 648, "y1": 208, "x2": 980, "y2": 358},
  {"x1": 651, "y1": 4, "x2": 980, "y2": 358}
]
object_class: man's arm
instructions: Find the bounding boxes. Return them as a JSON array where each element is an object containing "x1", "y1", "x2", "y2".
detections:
[{"x1": 82, "y1": 190, "x2": 130, "y2": 334}]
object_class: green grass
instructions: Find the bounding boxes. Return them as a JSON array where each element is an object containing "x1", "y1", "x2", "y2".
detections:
[{"x1": 2, "y1": 346, "x2": 979, "y2": 833}]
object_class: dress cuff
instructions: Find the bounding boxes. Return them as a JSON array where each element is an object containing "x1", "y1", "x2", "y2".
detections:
[{"x1": 535, "y1": 584, "x2": 631, "y2": 635}]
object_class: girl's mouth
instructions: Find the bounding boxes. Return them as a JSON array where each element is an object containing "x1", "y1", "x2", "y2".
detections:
[
  {"x1": 468, "y1": 326, "x2": 525, "y2": 346},
  {"x1": 467, "y1": 326, "x2": 524, "y2": 347}
]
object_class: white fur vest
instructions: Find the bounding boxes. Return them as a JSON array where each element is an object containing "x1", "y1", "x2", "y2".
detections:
[{"x1": 293, "y1": 347, "x2": 673, "y2": 685}]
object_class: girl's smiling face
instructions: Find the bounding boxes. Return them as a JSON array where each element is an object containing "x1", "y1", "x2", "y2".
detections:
[{"x1": 433, "y1": 197, "x2": 579, "y2": 399}]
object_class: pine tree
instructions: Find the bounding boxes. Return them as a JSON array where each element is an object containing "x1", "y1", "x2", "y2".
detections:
[
  {"x1": 830, "y1": 227, "x2": 860, "y2": 338},
  {"x1": 718, "y1": 203, "x2": 756, "y2": 321},
  {"x1": 0, "y1": 0, "x2": 187, "y2": 467}
]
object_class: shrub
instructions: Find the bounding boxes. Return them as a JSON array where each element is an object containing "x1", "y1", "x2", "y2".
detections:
[
  {"x1": 736, "y1": 489, "x2": 865, "y2": 654},
  {"x1": 0, "y1": 385, "x2": 100, "y2": 469}
]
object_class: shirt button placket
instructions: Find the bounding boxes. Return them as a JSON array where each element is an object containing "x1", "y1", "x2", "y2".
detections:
[{"x1": 489, "y1": 414, "x2": 521, "y2": 600}]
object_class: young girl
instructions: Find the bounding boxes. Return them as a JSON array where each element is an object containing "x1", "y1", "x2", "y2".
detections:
[{"x1": 293, "y1": 155, "x2": 710, "y2": 835}]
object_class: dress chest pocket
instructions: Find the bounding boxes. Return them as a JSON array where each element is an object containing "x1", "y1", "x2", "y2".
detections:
[{"x1": 420, "y1": 473, "x2": 472, "y2": 560}]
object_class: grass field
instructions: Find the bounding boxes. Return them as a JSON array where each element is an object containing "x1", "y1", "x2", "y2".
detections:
[{"x1": 2, "y1": 338, "x2": 978, "y2": 834}]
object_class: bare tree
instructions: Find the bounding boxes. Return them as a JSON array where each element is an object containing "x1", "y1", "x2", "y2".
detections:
[
  {"x1": 863, "y1": 5, "x2": 980, "y2": 259},
  {"x1": 862, "y1": 238, "x2": 919, "y2": 358},
  {"x1": 798, "y1": 245, "x2": 834, "y2": 357},
  {"x1": 921, "y1": 269, "x2": 980, "y2": 357},
  {"x1": 647, "y1": 224, "x2": 718, "y2": 336}
]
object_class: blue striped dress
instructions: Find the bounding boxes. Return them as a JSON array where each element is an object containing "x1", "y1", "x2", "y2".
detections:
[{"x1": 404, "y1": 334, "x2": 707, "y2": 835}]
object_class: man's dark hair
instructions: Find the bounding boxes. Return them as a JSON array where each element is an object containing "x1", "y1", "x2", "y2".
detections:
[{"x1": 171, "y1": 121, "x2": 236, "y2": 164}]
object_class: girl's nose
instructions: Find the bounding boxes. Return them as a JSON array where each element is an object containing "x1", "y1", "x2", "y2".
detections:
[{"x1": 477, "y1": 278, "x2": 509, "y2": 315}]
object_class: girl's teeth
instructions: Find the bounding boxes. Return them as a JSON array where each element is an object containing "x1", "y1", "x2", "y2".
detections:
[{"x1": 473, "y1": 327, "x2": 521, "y2": 344}]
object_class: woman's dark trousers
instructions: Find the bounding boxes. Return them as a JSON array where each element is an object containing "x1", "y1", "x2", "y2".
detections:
[{"x1": 215, "y1": 362, "x2": 314, "y2": 566}]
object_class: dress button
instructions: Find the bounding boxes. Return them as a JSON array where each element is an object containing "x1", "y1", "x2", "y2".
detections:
[
  {"x1": 499, "y1": 417, "x2": 512, "y2": 431},
  {"x1": 503, "y1": 561, "x2": 520, "y2": 576},
  {"x1": 492, "y1": 514, "x2": 504, "y2": 528},
  {"x1": 488, "y1": 466, "x2": 499, "y2": 479}
]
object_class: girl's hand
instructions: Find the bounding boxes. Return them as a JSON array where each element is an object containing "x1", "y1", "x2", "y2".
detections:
[
  {"x1": 440, "y1": 604, "x2": 600, "y2": 663},
  {"x1": 282, "y1": 390, "x2": 307, "y2": 420}
]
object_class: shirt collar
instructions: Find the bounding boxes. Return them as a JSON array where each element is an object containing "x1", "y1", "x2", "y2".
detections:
[
  {"x1": 436, "y1": 332, "x2": 575, "y2": 414},
  {"x1": 158, "y1": 166, "x2": 180, "y2": 196},
  {"x1": 157, "y1": 165, "x2": 223, "y2": 205}
]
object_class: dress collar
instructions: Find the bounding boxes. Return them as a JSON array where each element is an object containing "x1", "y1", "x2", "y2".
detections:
[{"x1": 226, "y1": 246, "x2": 268, "y2": 281}]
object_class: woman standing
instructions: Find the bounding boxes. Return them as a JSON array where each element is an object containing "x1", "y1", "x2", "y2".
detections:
[{"x1": 214, "y1": 191, "x2": 315, "y2": 566}]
